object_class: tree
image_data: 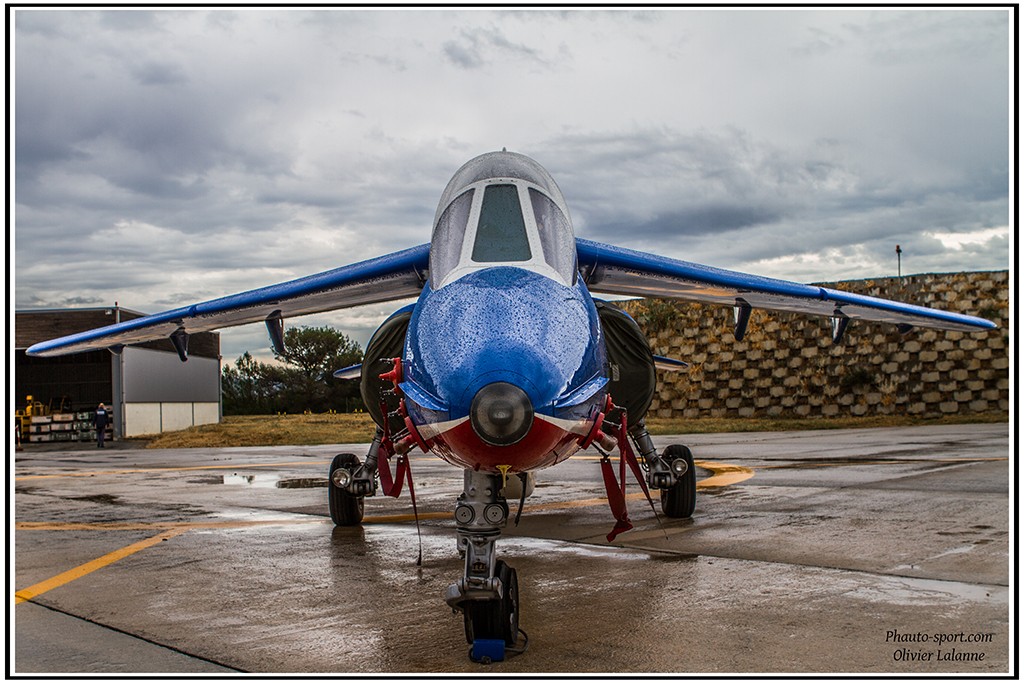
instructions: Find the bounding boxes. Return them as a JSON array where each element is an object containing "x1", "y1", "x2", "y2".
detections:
[
  {"x1": 221, "y1": 352, "x2": 281, "y2": 414},
  {"x1": 222, "y1": 327, "x2": 364, "y2": 415},
  {"x1": 273, "y1": 326, "x2": 362, "y2": 381}
]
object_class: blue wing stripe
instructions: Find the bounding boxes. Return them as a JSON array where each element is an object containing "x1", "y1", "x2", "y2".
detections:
[
  {"x1": 194, "y1": 243, "x2": 428, "y2": 316},
  {"x1": 821, "y1": 287, "x2": 995, "y2": 328},
  {"x1": 27, "y1": 244, "x2": 430, "y2": 357},
  {"x1": 577, "y1": 237, "x2": 822, "y2": 300},
  {"x1": 576, "y1": 238, "x2": 996, "y2": 332}
]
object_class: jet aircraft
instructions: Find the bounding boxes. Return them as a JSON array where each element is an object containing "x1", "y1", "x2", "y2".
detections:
[{"x1": 27, "y1": 151, "x2": 997, "y2": 661}]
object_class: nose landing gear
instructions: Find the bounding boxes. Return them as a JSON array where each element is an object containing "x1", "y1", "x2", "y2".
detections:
[{"x1": 445, "y1": 470, "x2": 527, "y2": 662}]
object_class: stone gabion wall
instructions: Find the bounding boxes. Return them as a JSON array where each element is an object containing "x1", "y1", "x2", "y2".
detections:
[{"x1": 621, "y1": 271, "x2": 1009, "y2": 420}]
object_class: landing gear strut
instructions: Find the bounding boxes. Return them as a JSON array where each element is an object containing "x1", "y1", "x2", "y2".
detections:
[
  {"x1": 629, "y1": 420, "x2": 697, "y2": 518},
  {"x1": 328, "y1": 430, "x2": 384, "y2": 527},
  {"x1": 659, "y1": 444, "x2": 696, "y2": 518},
  {"x1": 445, "y1": 470, "x2": 526, "y2": 662}
]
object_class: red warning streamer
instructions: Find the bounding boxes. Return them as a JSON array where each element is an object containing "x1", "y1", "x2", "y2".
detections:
[{"x1": 599, "y1": 410, "x2": 661, "y2": 542}]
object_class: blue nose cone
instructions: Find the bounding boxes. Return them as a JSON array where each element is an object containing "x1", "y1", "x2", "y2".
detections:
[{"x1": 404, "y1": 267, "x2": 603, "y2": 419}]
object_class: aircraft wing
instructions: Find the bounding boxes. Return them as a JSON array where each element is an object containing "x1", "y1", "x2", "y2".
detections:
[
  {"x1": 576, "y1": 238, "x2": 996, "y2": 333},
  {"x1": 26, "y1": 244, "x2": 430, "y2": 357}
]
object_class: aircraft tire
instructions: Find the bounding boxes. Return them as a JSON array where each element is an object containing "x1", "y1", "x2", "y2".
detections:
[
  {"x1": 328, "y1": 453, "x2": 365, "y2": 526},
  {"x1": 463, "y1": 560, "x2": 519, "y2": 645},
  {"x1": 659, "y1": 444, "x2": 696, "y2": 518}
]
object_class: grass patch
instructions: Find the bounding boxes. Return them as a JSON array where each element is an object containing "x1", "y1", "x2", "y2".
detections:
[
  {"x1": 644, "y1": 412, "x2": 1008, "y2": 435},
  {"x1": 139, "y1": 413, "x2": 378, "y2": 449},
  {"x1": 134, "y1": 411, "x2": 1009, "y2": 449}
]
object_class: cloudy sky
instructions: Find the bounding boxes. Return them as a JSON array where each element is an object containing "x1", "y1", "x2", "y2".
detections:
[{"x1": 12, "y1": 8, "x2": 1012, "y2": 364}]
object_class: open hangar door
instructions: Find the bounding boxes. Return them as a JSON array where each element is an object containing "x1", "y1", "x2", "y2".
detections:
[{"x1": 15, "y1": 307, "x2": 221, "y2": 441}]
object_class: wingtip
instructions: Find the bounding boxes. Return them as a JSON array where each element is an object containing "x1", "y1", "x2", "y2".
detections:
[
  {"x1": 333, "y1": 363, "x2": 363, "y2": 380},
  {"x1": 25, "y1": 343, "x2": 49, "y2": 357}
]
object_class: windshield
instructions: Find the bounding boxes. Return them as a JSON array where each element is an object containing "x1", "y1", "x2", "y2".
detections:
[
  {"x1": 530, "y1": 188, "x2": 576, "y2": 283},
  {"x1": 429, "y1": 167, "x2": 578, "y2": 289},
  {"x1": 472, "y1": 184, "x2": 532, "y2": 263},
  {"x1": 428, "y1": 189, "x2": 474, "y2": 289}
]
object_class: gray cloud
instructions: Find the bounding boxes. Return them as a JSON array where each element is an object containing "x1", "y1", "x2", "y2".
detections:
[
  {"x1": 131, "y1": 60, "x2": 189, "y2": 86},
  {"x1": 842, "y1": 10, "x2": 1008, "y2": 65},
  {"x1": 443, "y1": 25, "x2": 554, "y2": 69},
  {"x1": 443, "y1": 39, "x2": 484, "y2": 69},
  {"x1": 11, "y1": 8, "x2": 1010, "y2": 363}
]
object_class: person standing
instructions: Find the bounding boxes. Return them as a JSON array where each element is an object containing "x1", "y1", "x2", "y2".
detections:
[{"x1": 94, "y1": 403, "x2": 109, "y2": 448}]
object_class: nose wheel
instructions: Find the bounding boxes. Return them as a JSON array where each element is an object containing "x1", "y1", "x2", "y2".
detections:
[{"x1": 463, "y1": 560, "x2": 519, "y2": 644}]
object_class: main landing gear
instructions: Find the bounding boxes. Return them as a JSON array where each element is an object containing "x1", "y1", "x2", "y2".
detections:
[
  {"x1": 328, "y1": 430, "x2": 384, "y2": 526},
  {"x1": 628, "y1": 420, "x2": 697, "y2": 518},
  {"x1": 328, "y1": 453, "x2": 365, "y2": 526},
  {"x1": 445, "y1": 470, "x2": 527, "y2": 663}
]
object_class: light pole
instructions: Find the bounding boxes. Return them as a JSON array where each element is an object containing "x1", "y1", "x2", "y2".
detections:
[{"x1": 895, "y1": 244, "x2": 902, "y2": 279}]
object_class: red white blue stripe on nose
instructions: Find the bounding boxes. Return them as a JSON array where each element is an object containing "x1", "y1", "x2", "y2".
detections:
[{"x1": 414, "y1": 413, "x2": 595, "y2": 473}]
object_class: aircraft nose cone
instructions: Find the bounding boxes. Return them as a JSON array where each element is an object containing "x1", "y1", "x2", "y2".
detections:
[
  {"x1": 470, "y1": 382, "x2": 534, "y2": 446},
  {"x1": 488, "y1": 402, "x2": 514, "y2": 426}
]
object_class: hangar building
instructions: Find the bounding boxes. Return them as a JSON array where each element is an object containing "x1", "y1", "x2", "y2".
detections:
[{"x1": 15, "y1": 307, "x2": 222, "y2": 439}]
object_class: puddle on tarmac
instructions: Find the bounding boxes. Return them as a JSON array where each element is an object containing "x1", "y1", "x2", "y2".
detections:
[
  {"x1": 700, "y1": 486, "x2": 745, "y2": 497},
  {"x1": 70, "y1": 493, "x2": 124, "y2": 505},
  {"x1": 221, "y1": 473, "x2": 328, "y2": 489},
  {"x1": 844, "y1": 574, "x2": 1005, "y2": 606}
]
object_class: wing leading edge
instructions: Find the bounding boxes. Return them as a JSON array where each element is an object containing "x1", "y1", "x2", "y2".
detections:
[
  {"x1": 26, "y1": 244, "x2": 430, "y2": 357},
  {"x1": 576, "y1": 238, "x2": 996, "y2": 334}
]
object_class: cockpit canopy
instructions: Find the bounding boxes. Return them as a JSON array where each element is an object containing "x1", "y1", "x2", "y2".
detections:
[{"x1": 429, "y1": 151, "x2": 577, "y2": 289}]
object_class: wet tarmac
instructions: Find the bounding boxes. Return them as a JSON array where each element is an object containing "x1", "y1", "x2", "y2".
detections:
[{"x1": 12, "y1": 424, "x2": 1011, "y2": 674}]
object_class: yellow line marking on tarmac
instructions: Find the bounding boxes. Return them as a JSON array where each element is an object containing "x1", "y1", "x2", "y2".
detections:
[
  {"x1": 14, "y1": 527, "x2": 190, "y2": 605},
  {"x1": 695, "y1": 461, "x2": 756, "y2": 487},
  {"x1": 16, "y1": 453, "x2": 999, "y2": 482},
  {"x1": 11, "y1": 512, "x2": 453, "y2": 602},
  {"x1": 362, "y1": 512, "x2": 451, "y2": 523},
  {"x1": 14, "y1": 455, "x2": 440, "y2": 481},
  {"x1": 569, "y1": 458, "x2": 754, "y2": 487},
  {"x1": 17, "y1": 520, "x2": 320, "y2": 531},
  {"x1": 15, "y1": 461, "x2": 754, "y2": 530},
  {"x1": 14, "y1": 461, "x2": 333, "y2": 481},
  {"x1": 752, "y1": 456, "x2": 1008, "y2": 470}
]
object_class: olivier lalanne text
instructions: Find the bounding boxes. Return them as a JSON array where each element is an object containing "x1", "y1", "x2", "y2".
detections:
[{"x1": 887, "y1": 629, "x2": 993, "y2": 663}]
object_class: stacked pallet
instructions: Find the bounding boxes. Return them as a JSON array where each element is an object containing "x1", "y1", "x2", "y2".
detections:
[
  {"x1": 48, "y1": 413, "x2": 75, "y2": 441},
  {"x1": 76, "y1": 411, "x2": 98, "y2": 442},
  {"x1": 27, "y1": 411, "x2": 110, "y2": 442},
  {"x1": 28, "y1": 414, "x2": 52, "y2": 442}
]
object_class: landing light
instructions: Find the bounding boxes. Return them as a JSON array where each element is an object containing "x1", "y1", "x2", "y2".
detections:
[{"x1": 331, "y1": 468, "x2": 353, "y2": 489}]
